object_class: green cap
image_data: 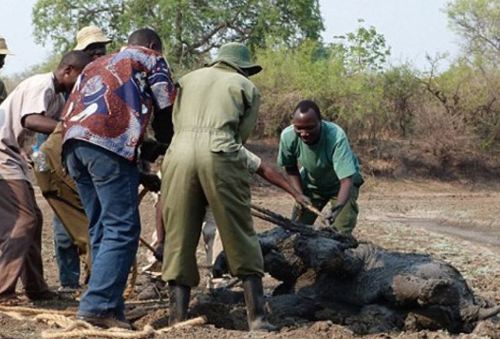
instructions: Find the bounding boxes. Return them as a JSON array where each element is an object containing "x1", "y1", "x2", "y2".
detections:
[{"x1": 210, "y1": 42, "x2": 262, "y2": 76}]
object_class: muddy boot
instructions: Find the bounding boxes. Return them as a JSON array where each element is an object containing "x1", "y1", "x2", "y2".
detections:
[
  {"x1": 241, "y1": 275, "x2": 277, "y2": 332},
  {"x1": 168, "y1": 283, "x2": 190, "y2": 325}
]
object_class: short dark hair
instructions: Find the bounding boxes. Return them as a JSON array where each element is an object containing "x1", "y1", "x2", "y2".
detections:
[
  {"x1": 293, "y1": 100, "x2": 321, "y2": 119},
  {"x1": 58, "y1": 50, "x2": 92, "y2": 71},
  {"x1": 128, "y1": 28, "x2": 162, "y2": 51}
]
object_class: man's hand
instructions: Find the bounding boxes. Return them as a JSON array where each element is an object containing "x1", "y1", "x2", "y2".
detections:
[
  {"x1": 294, "y1": 194, "x2": 312, "y2": 209},
  {"x1": 153, "y1": 242, "x2": 164, "y2": 262},
  {"x1": 326, "y1": 204, "x2": 344, "y2": 225},
  {"x1": 139, "y1": 172, "x2": 162, "y2": 192},
  {"x1": 140, "y1": 139, "x2": 169, "y2": 163}
]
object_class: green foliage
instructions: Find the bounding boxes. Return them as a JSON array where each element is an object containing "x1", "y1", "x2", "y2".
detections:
[
  {"x1": 330, "y1": 19, "x2": 391, "y2": 73},
  {"x1": 32, "y1": 0, "x2": 125, "y2": 52},
  {"x1": 22, "y1": 3, "x2": 499, "y2": 176},
  {"x1": 254, "y1": 38, "x2": 407, "y2": 141},
  {"x1": 32, "y1": 0, "x2": 324, "y2": 66},
  {"x1": 446, "y1": 0, "x2": 500, "y2": 67}
]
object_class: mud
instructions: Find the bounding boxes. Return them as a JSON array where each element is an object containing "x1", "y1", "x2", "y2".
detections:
[{"x1": 1, "y1": 172, "x2": 499, "y2": 338}]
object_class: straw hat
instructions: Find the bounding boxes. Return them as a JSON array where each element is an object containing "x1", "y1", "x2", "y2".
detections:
[
  {"x1": 74, "y1": 25, "x2": 111, "y2": 51},
  {"x1": 209, "y1": 42, "x2": 262, "y2": 76},
  {"x1": 0, "y1": 35, "x2": 12, "y2": 55}
]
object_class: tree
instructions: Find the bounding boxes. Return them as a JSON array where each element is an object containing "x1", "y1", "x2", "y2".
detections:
[
  {"x1": 446, "y1": 0, "x2": 500, "y2": 66},
  {"x1": 330, "y1": 19, "x2": 391, "y2": 73},
  {"x1": 32, "y1": 0, "x2": 324, "y2": 66},
  {"x1": 446, "y1": 0, "x2": 500, "y2": 145}
]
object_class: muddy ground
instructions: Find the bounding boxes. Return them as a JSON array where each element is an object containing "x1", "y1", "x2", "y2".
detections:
[{"x1": 1, "y1": 142, "x2": 499, "y2": 338}]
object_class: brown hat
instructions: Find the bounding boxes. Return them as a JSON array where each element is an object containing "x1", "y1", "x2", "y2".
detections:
[
  {"x1": 0, "y1": 35, "x2": 12, "y2": 55},
  {"x1": 74, "y1": 25, "x2": 111, "y2": 51}
]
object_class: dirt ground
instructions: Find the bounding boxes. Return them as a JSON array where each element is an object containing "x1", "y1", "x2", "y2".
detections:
[{"x1": 1, "y1": 142, "x2": 499, "y2": 338}]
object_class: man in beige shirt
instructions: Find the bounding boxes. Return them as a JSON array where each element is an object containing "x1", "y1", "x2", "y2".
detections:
[{"x1": 0, "y1": 51, "x2": 91, "y2": 304}]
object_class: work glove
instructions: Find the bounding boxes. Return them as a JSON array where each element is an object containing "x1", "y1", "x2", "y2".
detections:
[
  {"x1": 153, "y1": 242, "x2": 164, "y2": 262},
  {"x1": 140, "y1": 139, "x2": 169, "y2": 163},
  {"x1": 325, "y1": 204, "x2": 345, "y2": 225},
  {"x1": 139, "y1": 172, "x2": 162, "y2": 192}
]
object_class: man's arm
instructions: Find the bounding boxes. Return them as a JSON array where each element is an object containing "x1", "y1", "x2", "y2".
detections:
[
  {"x1": 151, "y1": 105, "x2": 174, "y2": 145},
  {"x1": 325, "y1": 175, "x2": 353, "y2": 224},
  {"x1": 284, "y1": 164, "x2": 304, "y2": 195},
  {"x1": 153, "y1": 194, "x2": 165, "y2": 262},
  {"x1": 22, "y1": 114, "x2": 58, "y2": 134},
  {"x1": 258, "y1": 162, "x2": 310, "y2": 206},
  {"x1": 239, "y1": 86, "x2": 260, "y2": 143},
  {"x1": 336, "y1": 176, "x2": 353, "y2": 207}
]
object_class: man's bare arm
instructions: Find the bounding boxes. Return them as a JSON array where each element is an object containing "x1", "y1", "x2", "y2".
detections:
[
  {"x1": 284, "y1": 164, "x2": 304, "y2": 195},
  {"x1": 257, "y1": 163, "x2": 310, "y2": 206},
  {"x1": 336, "y1": 176, "x2": 353, "y2": 208},
  {"x1": 22, "y1": 114, "x2": 58, "y2": 134},
  {"x1": 325, "y1": 176, "x2": 353, "y2": 224}
]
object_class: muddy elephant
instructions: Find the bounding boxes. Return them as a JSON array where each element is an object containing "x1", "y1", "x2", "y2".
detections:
[{"x1": 214, "y1": 227, "x2": 500, "y2": 333}]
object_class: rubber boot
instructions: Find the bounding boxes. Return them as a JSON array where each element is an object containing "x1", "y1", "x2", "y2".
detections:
[
  {"x1": 168, "y1": 283, "x2": 190, "y2": 325},
  {"x1": 241, "y1": 275, "x2": 277, "y2": 331}
]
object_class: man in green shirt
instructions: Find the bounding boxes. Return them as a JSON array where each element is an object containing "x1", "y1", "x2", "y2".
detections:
[
  {"x1": 161, "y1": 43, "x2": 274, "y2": 331},
  {"x1": 278, "y1": 100, "x2": 363, "y2": 234},
  {"x1": 0, "y1": 35, "x2": 12, "y2": 104}
]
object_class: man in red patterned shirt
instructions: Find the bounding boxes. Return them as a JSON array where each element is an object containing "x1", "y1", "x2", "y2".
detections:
[{"x1": 62, "y1": 28, "x2": 176, "y2": 329}]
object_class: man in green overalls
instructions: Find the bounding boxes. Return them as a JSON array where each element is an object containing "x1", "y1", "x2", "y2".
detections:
[
  {"x1": 278, "y1": 100, "x2": 363, "y2": 234},
  {"x1": 160, "y1": 42, "x2": 274, "y2": 331}
]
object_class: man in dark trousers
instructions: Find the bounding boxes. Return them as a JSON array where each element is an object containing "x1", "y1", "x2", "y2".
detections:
[{"x1": 62, "y1": 28, "x2": 176, "y2": 329}]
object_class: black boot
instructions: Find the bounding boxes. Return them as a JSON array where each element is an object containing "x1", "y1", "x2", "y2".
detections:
[
  {"x1": 168, "y1": 282, "x2": 190, "y2": 325},
  {"x1": 241, "y1": 275, "x2": 277, "y2": 331}
]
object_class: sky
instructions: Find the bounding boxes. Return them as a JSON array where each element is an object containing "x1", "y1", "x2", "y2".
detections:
[{"x1": 0, "y1": 0, "x2": 461, "y2": 76}]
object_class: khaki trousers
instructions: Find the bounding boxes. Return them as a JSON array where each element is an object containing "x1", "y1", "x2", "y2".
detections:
[
  {"x1": 0, "y1": 179, "x2": 48, "y2": 296},
  {"x1": 161, "y1": 135, "x2": 264, "y2": 287},
  {"x1": 34, "y1": 127, "x2": 90, "y2": 268}
]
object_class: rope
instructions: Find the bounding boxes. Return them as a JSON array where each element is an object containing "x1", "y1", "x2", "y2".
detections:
[
  {"x1": 41, "y1": 324, "x2": 155, "y2": 339},
  {"x1": 40, "y1": 316, "x2": 207, "y2": 338},
  {"x1": 34, "y1": 313, "x2": 76, "y2": 328},
  {"x1": 124, "y1": 260, "x2": 138, "y2": 299},
  {"x1": 0, "y1": 305, "x2": 75, "y2": 316},
  {"x1": 0, "y1": 304, "x2": 207, "y2": 339}
]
